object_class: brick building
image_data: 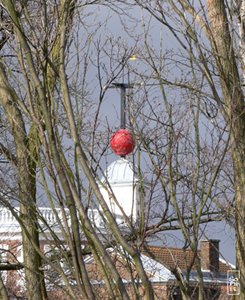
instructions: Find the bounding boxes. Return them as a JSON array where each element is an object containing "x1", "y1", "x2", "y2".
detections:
[
  {"x1": 79, "y1": 239, "x2": 233, "y2": 299},
  {"x1": 144, "y1": 240, "x2": 234, "y2": 299},
  {"x1": 0, "y1": 159, "x2": 236, "y2": 299}
]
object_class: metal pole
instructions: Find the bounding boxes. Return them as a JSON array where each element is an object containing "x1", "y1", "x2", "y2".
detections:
[
  {"x1": 120, "y1": 85, "x2": 126, "y2": 129},
  {"x1": 112, "y1": 83, "x2": 133, "y2": 129}
]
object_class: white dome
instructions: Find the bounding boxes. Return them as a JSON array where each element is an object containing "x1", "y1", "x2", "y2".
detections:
[
  {"x1": 102, "y1": 158, "x2": 137, "y2": 184},
  {"x1": 98, "y1": 158, "x2": 149, "y2": 223}
]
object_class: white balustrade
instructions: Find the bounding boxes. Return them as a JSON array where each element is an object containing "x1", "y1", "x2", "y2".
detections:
[
  {"x1": 0, "y1": 206, "x2": 102, "y2": 233},
  {"x1": 0, "y1": 208, "x2": 19, "y2": 225}
]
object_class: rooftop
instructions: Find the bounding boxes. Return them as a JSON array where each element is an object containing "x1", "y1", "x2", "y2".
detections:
[{"x1": 144, "y1": 245, "x2": 233, "y2": 274}]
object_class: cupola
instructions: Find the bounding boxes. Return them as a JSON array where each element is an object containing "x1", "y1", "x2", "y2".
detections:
[{"x1": 98, "y1": 158, "x2": 149, "y2": 225}]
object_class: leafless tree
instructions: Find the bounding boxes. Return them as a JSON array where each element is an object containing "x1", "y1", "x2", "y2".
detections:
[
  {"x1": 0, "y1": 1, "x2": 241, "y2": 300},
  {"x1": 123, "y1": 1, "x2": 244, "y2": 299}
]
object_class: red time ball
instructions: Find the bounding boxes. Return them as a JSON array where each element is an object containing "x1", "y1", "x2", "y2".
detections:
[{"x1": 110, "y1": 129, "x2": 135, "y2": 156}]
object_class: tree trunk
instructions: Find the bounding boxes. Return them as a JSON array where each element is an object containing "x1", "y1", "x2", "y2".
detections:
[
  {"x1": 17, "y1": 128, "x2": 47, "y2": 300},
  {"x1": 207, "y1": 1, "x2": 245, "y2": 298},
  {"x1": 0, "y1": 63, "x2": 46, "y2": 300},
  {"x1": 0, "y1": 274, "x2": 8, "y2": 300},
  {"x1": 233, "y1": 143, "x2": 245, "y2": 299}
]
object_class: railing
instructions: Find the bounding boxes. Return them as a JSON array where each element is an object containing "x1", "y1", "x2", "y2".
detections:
[
  {"x1": 0, "y1": 207, "x2": 102, "y2": 232},
  {"x1": 0, "y1": 208, "x2": 17, "y2": 225}
]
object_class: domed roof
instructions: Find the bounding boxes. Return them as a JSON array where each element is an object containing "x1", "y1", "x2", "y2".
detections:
[{"x1": 102, "y1": 158, "x2": 137, "y2": 184}]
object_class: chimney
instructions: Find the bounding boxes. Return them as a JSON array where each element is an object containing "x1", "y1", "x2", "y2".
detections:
[{"x1": 200, "y1": 239, "x2": 220, "y2": 273}]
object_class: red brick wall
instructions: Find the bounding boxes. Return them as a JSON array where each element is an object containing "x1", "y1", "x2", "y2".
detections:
[{"x1": 200, "y1": 240, "x2": 220, "y2": 272}]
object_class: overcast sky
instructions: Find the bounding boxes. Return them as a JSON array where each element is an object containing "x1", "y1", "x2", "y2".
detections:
[{"x1": 80, "y1": 3, "x2": 236, "y2": 265}]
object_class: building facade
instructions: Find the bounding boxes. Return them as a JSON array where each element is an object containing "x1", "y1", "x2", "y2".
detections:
[{"x1": 0, "y1": 158, "x2": 235, "y2": 299}]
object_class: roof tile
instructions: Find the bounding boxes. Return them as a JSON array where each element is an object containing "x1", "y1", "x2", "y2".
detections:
[{"x1": 144, "y1": 246, "x2": 232, "y2": 274}]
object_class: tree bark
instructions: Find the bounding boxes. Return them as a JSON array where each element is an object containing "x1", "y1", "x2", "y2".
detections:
[
  {"x1": 0, "y1": 63, "x2": 47, "y2": 300},
  {"x1": 207, "y1": 1, "x2": 245, "y2": 298},
  {"x1": 18, "y1": 127, "x2": 47, "y2": 300},
  {"x1": 0, "y1": 274, "x2": 8, "y2": 300}
]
